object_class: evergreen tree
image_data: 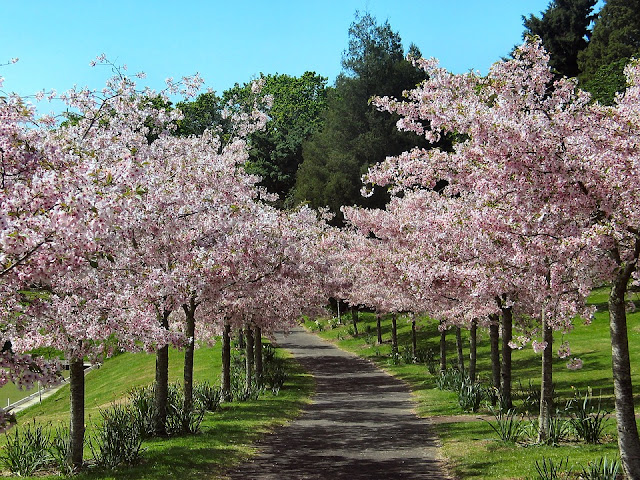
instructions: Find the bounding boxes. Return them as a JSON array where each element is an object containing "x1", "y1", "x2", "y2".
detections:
[
  {"x1": 223, "y1": 72, "x2": 327, "y2": 207},
  {"x1": 523, "y1": 0, "x2": 597, "y2": 78},
  {"x1": 176, "y1": 73, "x2": 327, "y2": 206},
  {"x1": 293, "y1": 12, "x2": 428, "y2": 225},
  {"x1": 579, "y1": 0, "x2": 640, "y2": 103}
]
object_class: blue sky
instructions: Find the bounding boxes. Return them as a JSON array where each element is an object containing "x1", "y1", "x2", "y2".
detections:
[{"x1": 2, "y1": 1, "x2": 563, "y2": 113}]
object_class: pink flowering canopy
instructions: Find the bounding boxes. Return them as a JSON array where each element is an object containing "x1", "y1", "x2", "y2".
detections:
[{"x1": 358, "y1": 40, "x2": 640, "y2": 356}]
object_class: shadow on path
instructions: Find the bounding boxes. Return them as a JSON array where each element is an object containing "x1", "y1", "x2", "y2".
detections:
[{"x1": 223, "y1": 328, "x2": 450, "y2": 480}]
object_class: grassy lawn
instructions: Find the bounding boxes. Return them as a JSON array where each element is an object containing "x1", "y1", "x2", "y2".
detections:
[
  {"x1": 304, "y1": 287, "x2": 640, "y2": 479},
  {"x1": 3, "y1": 342, "x2": 313, "y2": 479}
]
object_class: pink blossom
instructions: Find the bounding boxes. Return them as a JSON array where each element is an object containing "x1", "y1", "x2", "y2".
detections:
[
  {"x1": 557, "y1": 342, "x2": 571, "y2": 359},
  {"x1": 566, "y1": 358, "x2": 583, "y2": 370},
  {"x1": 532, "y1": 341, "x2": 547, "y2": 353}
]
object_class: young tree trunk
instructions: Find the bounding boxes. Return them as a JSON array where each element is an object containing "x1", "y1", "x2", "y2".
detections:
[
  {"x1": 610, "y1": 263, "x2": 640, "y2": 479},
  {"x1": 501, "y1": 305, "x2": 513, "y2": 410},
  {"x1": 439, "y1": 323, "x2": 447, "y2": 372},
  {"x1": 455, "y1": 326, "x2": 465, "y2": 375},
  {"x1": 245, "y1": 325, "x2": 254, "y2": 391},
  {"x1": 69, "y1": 356, "x2": 85, "y2": 470},
  {"x1": 376, "y1": 313, "x2": 383, "y2": 344},
  {"x1": 254, "y1": 326, "x2": 263, "y2": 387},
  {"x1": 351, "y1": 306, "x2": 358, "y2": 336},
  {"x1": 221, "y1": 322, "x2": 231, "y2": 401},
  {"x1": 411, "y1": 318, "x2": 417, "y2": 359},
  {"x1": 538, "y1": 315, "x2": 554, "y2": 443},
  {"x1": 182, "y1": 297, "x2": 197, "y2": 430},
  {"x1": 469, "y1": 319, "x2": 477, "y2": 383},
  {"x1": 391, "y1": 313, "x2": 398, "y2": 355},
  {"x1": 489, "y1": 315, "x2": 500, "y2": 405},
  {"x1": 154, "y1": 308, "x2": 171, "y2": 436},
  {"x1": 238, "y1": 329, "x2": 245, "y2": 349}
]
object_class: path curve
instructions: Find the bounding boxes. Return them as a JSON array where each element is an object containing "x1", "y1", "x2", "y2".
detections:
[{"x1": 224, "y1": 327, "x2": 450, "y2": 480}]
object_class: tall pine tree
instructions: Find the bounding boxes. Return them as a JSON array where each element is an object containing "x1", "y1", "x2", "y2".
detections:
[
  {"x1": 523, "y1": 0, "x2": 597, "y2": 78},
  {"x1": 579, "y1": 0, "x2": 640, "y2": 103},
  {"x1": 293, "y1": 12, "x2": 427, "y2": 225}
]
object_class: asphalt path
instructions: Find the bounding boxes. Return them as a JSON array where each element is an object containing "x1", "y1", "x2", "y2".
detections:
[{"x1": 224, "y1": 327, "x2": 450, "y2": 480}]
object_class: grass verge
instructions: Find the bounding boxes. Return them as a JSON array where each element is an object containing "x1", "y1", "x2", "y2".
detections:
[
  {"x1": 304, "y1": 288, "x2": 639, "y2": 480},
  {"x1": 3, "y1": 343, "x2": 313, "y2": 479}
]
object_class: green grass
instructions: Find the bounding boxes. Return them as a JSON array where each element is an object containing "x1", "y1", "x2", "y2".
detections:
[
  {"x1": 434, "y1": 420, "x2": 620, "y2": 479},
  {"x1": 304, "y1": 288, "x2": 640, "y2": 480},
  {"x1": 4, "y1": 343, "x2": 313, "y2": 479},
  {"x1": 0, "y1": 370, "x2": 69, "y2": 408}
]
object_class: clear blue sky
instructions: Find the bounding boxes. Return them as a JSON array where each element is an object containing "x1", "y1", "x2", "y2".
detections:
[{"x1": 1, "y1": 1, "x2": 566, "y2": 114}]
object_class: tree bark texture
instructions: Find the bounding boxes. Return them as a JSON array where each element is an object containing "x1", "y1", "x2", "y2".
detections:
[
  {"x1": 182, "y1": 297, "x2": 196, "y2": 430},
  {"x1": 154, "y1": 308, "x2": 171, "y2": 436},
  {"x1": 245, "y1": 324, "x2": 254, "y2": 391},
  {"x1": 610, "y1": 266, "x2": 640, "y2": 479},
  {"x1": 351, "y1": 306, "x2": 358, "y2": 336},
  {"x1": 501, "y1": 306, "x2": 513, "y2": 410},
  {"x1": 469, "y1": 319, "x2": 477, "y2": 383},
  {"x1": 376, "y1": 313, "x2": 383, "y2": 344},
  {"x1": 222, "y1": 322, "x2": 231, "y2": 401},
  {"x1": 489, "y1": 315, "x2": 500, "y2": 405},
  {"x1": 538, "y1": 318, "x2": 554, "y2": 443},
  {"x1": 439, "y1": 324, "x2": 447, "y2": 372},
  {"x1": 455, "y1": 326, "x2": 465, "y2": 375},
  {"x1": 391, "y1": 313, "x2": 398, "y2": 355},
  {"x1": 254, "y1": 326, "x2": 263, "y2": 386},
  {"x1": 411, "y1": 319, "x2": 417, "y2": 359},
  {"x1": 69, "y1": 356, "x2": 85, "y2": 469}
]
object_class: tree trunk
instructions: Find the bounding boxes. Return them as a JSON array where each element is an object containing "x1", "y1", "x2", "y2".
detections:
[
  {"x1": 182, "y1": 297, "x2": 196, "y2": 430},
  {"x1": 391, "y1": 313, "x2": 398, "y2": 355},
  {"x1": 455, "y1": 326, "x2": 465, "y2": 375},
  {"x1": 238, "y1": 329, "x2": 245, "y2": 349},
  {"x1": 254, "y1": 326, "x2": 263, "y2": 387},
  {"x1": 610, "y1": 265, "x2": 640, "y2": 479},
  {"x1": 411, "y1": 319, "x2": 417, "y2": 359},
  {"x1": 489, "y1": 315, "x2": 500, "y2": 405},
  {"x1": 221, "y1": 322, "x2": 231, "y2": 401},
  {"x1": 469, "y1": 319, "x2": 477, "y2": 383},
  {"x1": 376, "y1": 313, "x2": 383, "y2": 344},
  {"x1": 501, "y1": 306, "x2": 513, "y2": 410},
  {"x1": 154, "y1": 308, "x2": 171, "y2": 436},
  {"x1": 351, "y1": 306, "x2": 358, "y2": 336},
  {"x1": 69, "y1": 356, "x2": 85, "y2": 469},
  {"x1": 439, "y1": 323, "x2": 447, "y2": 372},
  {"x1": 245, "y1": 324, "x2": 254, "y2": 391},
  {"x1": 538, "y1": 315, "x2": 554, "y2": 443}
]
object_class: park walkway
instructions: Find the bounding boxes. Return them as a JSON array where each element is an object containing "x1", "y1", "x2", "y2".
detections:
[{"x1": 224, "y1": 327, "x2": 450, "y2": 480}]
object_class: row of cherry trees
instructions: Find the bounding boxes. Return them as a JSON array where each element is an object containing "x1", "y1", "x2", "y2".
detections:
[
  {"x1": 334, "y1": 41, "x2": 640, "y2": 478},
  {"x1": 0, "y1": 62, "x2": 333, "y2": 467}
]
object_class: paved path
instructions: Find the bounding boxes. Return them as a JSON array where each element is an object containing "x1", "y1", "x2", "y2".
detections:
[{"x1": 224, "y1": 328, "x2": 450, "y2": 480}]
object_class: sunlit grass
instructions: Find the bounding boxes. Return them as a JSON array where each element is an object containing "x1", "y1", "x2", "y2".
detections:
[
  {"x1": 304, "y1": 286, "x2": 639, "y2": 480},
  {"x1": 5, "y1": 343, "x2": 313, "y2": 479}
]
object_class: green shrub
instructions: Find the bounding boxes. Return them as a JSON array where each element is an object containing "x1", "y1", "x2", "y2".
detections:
[
  {"x1": 566, "y1": 388, "x2": 610, "y2": 444},
  {"x1": 129, "y1": 384, "x2": 157, "y2": 438},
  {"x1": 90, "y1": 404, "x2": 144, "y2": 469},
  {"x1": 194, "y1": 381, "x2": 221, "y2": 412},
  {"x1": 50, "y1": 426, "x2": 72, "y2": 475},
  {"x1": 580, "y1": 456, "x2": 620, "y2": 479},
  {"x1": 457, "y1": 379, "x2": 484, "y2": 412},
  {"x1": 533, "y1": 413, "x2": 571, "y2": 446},
  {"x1": 533, "y1": 457, "x2": 569, "y2": 480},
  {"x1": 435, "y1": 368, "x2": 465, "y2": 391},
  {"x1": 2, "y1": 421, "x2": 51, "y2": 476},
  {"x1": 483, "y1": 407, "x2": 527, "y2": 443}
]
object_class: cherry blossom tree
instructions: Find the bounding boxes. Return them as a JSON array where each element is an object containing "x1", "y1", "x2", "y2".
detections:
[{"x1": 366, "y1": 40, "x2": 640, "y2": 476}]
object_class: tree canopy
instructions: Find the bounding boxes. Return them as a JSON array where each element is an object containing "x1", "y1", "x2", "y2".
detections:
[
  {"x1": 292, "y1": 12, "x2": 429, "y2": 225},
  {"x1": 522, "y1": 0, "x2": 597, "y2": 78}
]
